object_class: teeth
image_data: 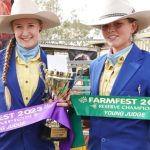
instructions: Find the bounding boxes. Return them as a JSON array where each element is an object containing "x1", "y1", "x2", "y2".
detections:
[
  {"x1": 108, "y1": 35, "x2": 117, "y2": 40},
  {"x1": 22, "y1": 38, "x2": 30, "y2": 41}
]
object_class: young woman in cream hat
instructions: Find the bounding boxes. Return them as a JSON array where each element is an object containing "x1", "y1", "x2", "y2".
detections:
[
  {"x1": 0, "y1": 0, "x2": 61, "y2": 149},
  {"x1": 82, "y1": 0, "x2": 150, "y2": 149}
]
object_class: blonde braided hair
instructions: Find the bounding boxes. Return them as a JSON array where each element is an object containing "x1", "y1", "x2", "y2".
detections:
[{"x1": 2, "y1": 37, "x2": 16, "y2": 110}]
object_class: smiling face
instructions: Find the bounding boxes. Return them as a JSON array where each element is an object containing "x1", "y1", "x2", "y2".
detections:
[
  {"x1": 12, "y1": 18, "x2": 43, "y2": 49},
  {"x1": 101, "y1": 18, "x2": 137, "y2": 53}
]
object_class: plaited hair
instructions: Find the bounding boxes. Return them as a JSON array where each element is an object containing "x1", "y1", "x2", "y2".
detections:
[{"x1": 2, "y1": 37, "x2": 16, "y2": 109}]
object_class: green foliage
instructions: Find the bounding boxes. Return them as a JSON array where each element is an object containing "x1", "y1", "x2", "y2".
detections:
[{"x1": 34, "y1": 0, "x2": 96, "y2": 46}]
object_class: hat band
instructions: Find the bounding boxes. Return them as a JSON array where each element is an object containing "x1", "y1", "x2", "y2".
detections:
[{"x1": 99, "y1": 13, "x2": 128, "y2": 20}]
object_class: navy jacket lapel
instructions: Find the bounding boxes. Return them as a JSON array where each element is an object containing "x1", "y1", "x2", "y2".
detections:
[
  {"x1": 7, "y1": 49, "x2": 24, "y2": 105},
  {"x1": 92, "y1": 55, "x2": 106, "y2": 95},
  {"x1": 110, "y1": 44, "x2": 144, "y2": 95}
]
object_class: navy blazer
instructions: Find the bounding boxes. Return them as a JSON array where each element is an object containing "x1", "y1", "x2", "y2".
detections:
[
  {"x1": 89, "y1": 44, "x2": 150, "y2": 150},
  {"x1": 0, "y1": 48, "x2": 54, "y2": 150}
]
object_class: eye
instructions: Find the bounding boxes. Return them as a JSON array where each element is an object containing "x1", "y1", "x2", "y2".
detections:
[
  {"x1": 28, "y1": 24, "x2": 34, "y2": 28},
  {"x1": 29, "y1": 24, "x2": 35, "y2": 27},
  {"x1": 114, "y1": 22, "x2": 123, "y2": 28},
  {"x1": 15, "y1": 25, "x2": 22, "y2": 29},
  {"x1": 28, "y1": 23, "x2": 38, "y2": 28},
  {"x1": 101, "y1": 24, "x2": 109, "y2": 30}
]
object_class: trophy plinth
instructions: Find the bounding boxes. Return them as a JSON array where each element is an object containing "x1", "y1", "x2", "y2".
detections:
[
  {"x1": 41, "y1": 119, "x2": 68, "y2": 141},
  {"x1": 40, "y1": 68, "x2": 73, "y2": 141}
]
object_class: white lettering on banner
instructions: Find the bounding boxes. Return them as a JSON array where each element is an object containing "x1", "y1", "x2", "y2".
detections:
[
  {"x1": 104, "y1": 111, "x2": 124, "y2": 116},
  {"x1": 124, "y1": 112, "x2": 145, "y2": 118},
  {"x1": 122, "y1": 105, "x2": 150, "y2": 110},
  {"x1": 0, "y1": 113, "x2": 15, "y2": 121},
  {"x1": 89, "y1": 97, "x2": 137, "y2": 105},
  {"x1": 140, "y1": 99, "x2": 150, "y2": 105},
  {"x1": 17, "y1": 106, "x2": 43, "y2": 117},
  {"x1": 98, "y1": 104, "x2": 120, "y2": 109},
  {"x1": 104, "y1": 111, "x2": 145, "y2": 118}
]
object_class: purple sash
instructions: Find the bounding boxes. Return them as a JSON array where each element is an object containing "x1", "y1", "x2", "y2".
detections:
[{"x1": 0, "y1": 102, "x2": 73, "y2": 150}]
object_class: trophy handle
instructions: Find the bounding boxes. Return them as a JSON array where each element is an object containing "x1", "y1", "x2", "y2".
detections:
[{"x1": 39, "y1": 62, "x2": 49, "y2": 94}]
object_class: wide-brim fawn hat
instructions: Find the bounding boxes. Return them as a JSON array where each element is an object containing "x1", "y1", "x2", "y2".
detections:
[
  {"x1": 82, "y1": 0, "x2": 150, "y2": 31},
  {"x1": 0, "y1": 0, "x2": 60, "y2": 33}
]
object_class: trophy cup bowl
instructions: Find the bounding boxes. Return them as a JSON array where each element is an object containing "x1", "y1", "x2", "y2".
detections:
[
  {"x1": 46, "y1": 70, "x2": 73, "y2": 100},
  {"x1": 41, "y1": 69, "x2": 74, "y2": 141}
]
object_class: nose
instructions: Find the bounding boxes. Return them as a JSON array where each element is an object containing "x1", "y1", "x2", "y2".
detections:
[
  {"x1": 107, "y1": 24, "x2": 115, "y2": 33},
  {"x1": 22, "y1": 27, "x2": 29, "y2": 36}
]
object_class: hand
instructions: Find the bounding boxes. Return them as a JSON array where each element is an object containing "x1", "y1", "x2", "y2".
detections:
[
  {"x1": 56, "y1": 101, "x2": 68, "y2": 107},
  {"x1": 56, "y1": 97, "x2": 72, "y2": 107},
  {"x1": 47, "y1": 99, "x2": 69, "y2": 107}
]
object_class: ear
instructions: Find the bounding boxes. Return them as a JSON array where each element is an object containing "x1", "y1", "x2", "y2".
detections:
[
  {"x1": 131, "y1": 21, "x2": 138, "y2": 34},
  {"x1": 39, "y1": 23, "x2": 43, "y2": 32}
]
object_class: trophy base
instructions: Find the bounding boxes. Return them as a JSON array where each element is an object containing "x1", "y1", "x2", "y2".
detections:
[{"x1": 41, "y1": 126, "x2": 68, "y2": 141}]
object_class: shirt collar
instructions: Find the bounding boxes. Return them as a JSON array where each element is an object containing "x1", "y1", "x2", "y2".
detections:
[
  {"x1": 106, "y1": 44, "x2": 133, "y2": 65},
  {"x1": 105, "y1": 51, "x2": 129, "y2": 70},
  {"x1": 16, "y1": 50, "x2": 40, "y2": 64}
]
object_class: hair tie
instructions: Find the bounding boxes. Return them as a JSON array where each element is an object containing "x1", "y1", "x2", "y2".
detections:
[{"x1": 4, "y1": 82, "x2": 7, "y2": 86}]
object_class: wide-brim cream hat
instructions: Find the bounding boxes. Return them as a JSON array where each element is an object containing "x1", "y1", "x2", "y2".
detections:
[
  {"x1": 0, "y1": 0, "x2": 60, "y2": 33},
  {"x1": 82, "y1": 0, "x2": 150, "y2": 31}
]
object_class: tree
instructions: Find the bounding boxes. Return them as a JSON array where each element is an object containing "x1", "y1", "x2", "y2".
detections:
[{"x1": 34, "y1": 0, "x2": 98, "y2": 46}]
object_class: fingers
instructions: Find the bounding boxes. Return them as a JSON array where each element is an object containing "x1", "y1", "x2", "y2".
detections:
[
  {"x1": 66, "y1": 99, "x2": 72, "y2": 107},
  {"x1": 47, "y1": 99, "x2": 53, "y2": 102},
  {"x1": 47, "y1": 98, "x2": 72, "y2": 107},
  {"x1": 56, "y1": 102, "x2": 68, "y2": 107}
]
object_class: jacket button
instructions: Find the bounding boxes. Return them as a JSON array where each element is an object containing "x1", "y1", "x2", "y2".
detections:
[{"x1": 101, "y1": 138, "x2": 106, "y2": 142}]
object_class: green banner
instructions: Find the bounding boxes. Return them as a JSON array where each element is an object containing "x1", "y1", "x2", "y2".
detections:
[{"x1": 70, "y1": 95, "x2": 150, "y2": 120}]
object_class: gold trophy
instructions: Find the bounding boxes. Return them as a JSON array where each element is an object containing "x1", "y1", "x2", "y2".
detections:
[
  {"x1": 46, "y1": 70, "x2": 73, "y2": 101},
  {"x1": 39, "y1": 63, "x2": 74, "y2": 141}
]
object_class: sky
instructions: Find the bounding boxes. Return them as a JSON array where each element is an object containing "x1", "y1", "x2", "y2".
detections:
[{"x1": 59, "y1": 0, "x2": 150, "y2": 21}]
